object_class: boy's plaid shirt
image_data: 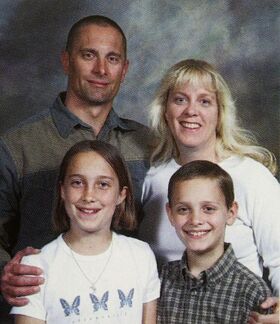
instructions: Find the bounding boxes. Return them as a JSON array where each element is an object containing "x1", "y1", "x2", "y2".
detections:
[{"x1": 157, "y1": 244, "x2": 272, "y2": 324}]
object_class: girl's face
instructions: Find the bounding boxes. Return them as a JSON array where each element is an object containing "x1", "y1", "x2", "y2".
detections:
[
  {"x1": 61, "y1": 151, "x2": 126, "y2": 237},
  {"x1": 165, "y1": 81, "x2": 218, "y2": 157}
]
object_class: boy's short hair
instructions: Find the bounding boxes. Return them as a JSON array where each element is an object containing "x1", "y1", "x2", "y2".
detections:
[
  {"x1": 53, "y1": 140, "x2": 136, "y2": 233},
  {"x1": 168, "y1": 160, "x2": 234, "y2": 209}
]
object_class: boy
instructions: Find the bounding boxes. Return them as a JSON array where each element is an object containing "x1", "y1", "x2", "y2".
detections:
[{"x1": 158, "y1": 160, "x2": 272, "y2": 323}]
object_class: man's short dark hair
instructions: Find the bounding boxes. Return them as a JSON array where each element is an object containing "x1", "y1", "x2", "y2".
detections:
[{"x1": 65, "y1": 15, "x2": 127, "y2": 58}]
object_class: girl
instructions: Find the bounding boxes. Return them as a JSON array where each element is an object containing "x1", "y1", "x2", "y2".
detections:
[{"x1": 11, "y1": 140, "x2": 159, "y2": 323}]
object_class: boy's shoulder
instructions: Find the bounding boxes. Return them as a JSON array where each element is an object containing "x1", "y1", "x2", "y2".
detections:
[{"x1": 233, "y1": 260, "x2": 271, "y2": 293}]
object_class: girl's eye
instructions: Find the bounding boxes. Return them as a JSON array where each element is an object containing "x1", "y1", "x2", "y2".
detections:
[{"x1": 98, "y1": 181, "x2": 110, "y2": 189}]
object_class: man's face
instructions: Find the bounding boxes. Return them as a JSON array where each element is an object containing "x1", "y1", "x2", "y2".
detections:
[{"x1": 62, "y1": 24, "x2": 129, "y2": 107}]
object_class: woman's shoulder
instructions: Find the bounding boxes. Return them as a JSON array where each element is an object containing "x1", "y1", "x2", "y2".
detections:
[
  {"x1": 145, "y1": 159, "x2": 180, "y2": 181},
  {"x1": 221, "y1": 155, "x2": 276, "y2": 179}
]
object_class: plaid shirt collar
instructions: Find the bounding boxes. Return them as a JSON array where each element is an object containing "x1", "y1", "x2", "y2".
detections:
[
  {"x1": 51, "y1": 92, "x2": 132, "y2": 138},
  {"x1": 180, "y1": 243, "x2": 236, "y2": 288}
]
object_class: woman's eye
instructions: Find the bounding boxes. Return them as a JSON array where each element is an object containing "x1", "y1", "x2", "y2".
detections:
[
  {"x1": 200, "y1": 98, "x2": 211, "y2": 106},
  {"x1": 174, "y1": 97, "x2": 187, "y2": 105}
]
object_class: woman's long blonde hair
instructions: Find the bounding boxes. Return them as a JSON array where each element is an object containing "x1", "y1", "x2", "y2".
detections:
[{"x1": 149, "y1": 59, "x2": 277, "y2": 175}]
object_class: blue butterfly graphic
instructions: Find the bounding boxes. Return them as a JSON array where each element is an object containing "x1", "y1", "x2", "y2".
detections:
[
  {"x1": 89, "y1": 291, "x2": 109, "y2": 312},
  {"x1": 59, "y1": 296, "x2": 80, "y2": 317},
  {"x1": 118, "y1": 288, "x2": 134, "y2": 308}
]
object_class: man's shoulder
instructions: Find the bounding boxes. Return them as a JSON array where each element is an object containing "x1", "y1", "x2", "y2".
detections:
[
  {"x1": 118, "y1": 117, "x2": 151, "y2": 134},
  {"x1": 1, "y1": 108, "x2": 52, "y2": 143}
]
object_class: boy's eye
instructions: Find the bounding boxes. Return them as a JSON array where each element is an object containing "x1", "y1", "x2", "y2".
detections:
[
  {"x1": 176, "y1": 206, "x2": 189, "y2": 214},
  {"x1": 203, "y1": 206, "x2": 216, "y2": 213}
]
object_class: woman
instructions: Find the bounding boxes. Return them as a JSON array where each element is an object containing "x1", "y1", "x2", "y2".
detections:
[{"x1": 138, "y1": 59, "x2": 279, "y2": 322}]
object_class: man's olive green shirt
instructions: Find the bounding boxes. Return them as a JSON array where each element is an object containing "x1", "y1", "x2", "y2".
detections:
[{"x1": 0, "y1": 93, "x2": 152, "y2": 268}]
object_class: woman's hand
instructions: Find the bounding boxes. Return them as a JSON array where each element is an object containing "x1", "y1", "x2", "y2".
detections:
[
  {"x1": 248, "y1": 297, "x2": 279, "y2": 323},
  {"x1": 0, "y1": 247, "x2": 44, "y2": 306}
]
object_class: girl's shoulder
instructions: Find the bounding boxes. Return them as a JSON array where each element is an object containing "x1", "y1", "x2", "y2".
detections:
[
  {"x1": 20, "y1": 235, "x2": 62, "y2": 268},
  {"x1": 114, "y1": 233, "x2": 154, "y2": 257}
]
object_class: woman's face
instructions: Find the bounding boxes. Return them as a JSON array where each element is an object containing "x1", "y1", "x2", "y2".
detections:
[{"x1": 165, "y1": 81, "x2": 218, "y2": 157}]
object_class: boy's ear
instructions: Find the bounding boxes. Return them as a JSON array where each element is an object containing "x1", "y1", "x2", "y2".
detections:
[
  {"x1": 166, "y1": 202, "x2": 175, "y2": 227},
  {"x1": 226, "y1": 201, "x2": 238, "y2": 226}
]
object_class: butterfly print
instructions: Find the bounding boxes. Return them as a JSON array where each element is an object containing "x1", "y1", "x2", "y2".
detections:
[{"x1": 59, "y1": 296, "x2": 80, "y2": 317}]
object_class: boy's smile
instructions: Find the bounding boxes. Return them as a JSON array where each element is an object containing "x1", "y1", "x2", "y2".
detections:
[{"x1": 166, "y1": 178, "x2": 237, "y2": 262}]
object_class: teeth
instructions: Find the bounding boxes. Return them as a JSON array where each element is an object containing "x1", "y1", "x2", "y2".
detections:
[
  {"x1": 181, "y1": 122, "x2": 200, "y2": 129},
  {"x1": 188, "y1": 231, "x2": 208, "y2": 237},
  {"x1": 79, "y1": 208, "x2": 99, "y2": 214}
]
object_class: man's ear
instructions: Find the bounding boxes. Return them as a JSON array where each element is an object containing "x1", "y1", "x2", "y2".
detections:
[
  {"x1": 226, "y1": 201, "x2": 238, "y2": 226},
  {"x1": 166, "y1": 202, "x2": 175, "y2": 227},
  {"x1": 120, "y1": 59, "x2": 129, "y2": 83},
  {"x1": 61, "y1": 50, "x2": 70, "y2": 75}
]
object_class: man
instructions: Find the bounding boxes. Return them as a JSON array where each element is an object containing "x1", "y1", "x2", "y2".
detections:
[{"x1": 0, "y1": 15, "x2": 152, "y2": 317}]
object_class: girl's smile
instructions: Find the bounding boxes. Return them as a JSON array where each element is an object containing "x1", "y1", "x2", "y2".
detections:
[{"x1": 61, "y1": 151, "x2": 126, "y2": 237}]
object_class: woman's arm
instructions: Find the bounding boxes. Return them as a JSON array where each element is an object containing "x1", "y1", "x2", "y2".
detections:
[
  {"x1": 142, "y1": 299, "x2": 157, "y2": 324},
  {"x1": 15, "y1": 314, "x2": 45, "y2": 324}
]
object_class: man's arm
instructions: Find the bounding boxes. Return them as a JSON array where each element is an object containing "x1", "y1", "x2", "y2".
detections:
[
  {"x1": 0, "y1": 139, "x2": 44, "y2": 306},
  {"x1": 1, "y1": 247, "x2": 44, "y2": 306}
]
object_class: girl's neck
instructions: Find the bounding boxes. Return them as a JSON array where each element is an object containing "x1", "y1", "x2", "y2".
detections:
[{"x1": 63, "y1": 230, "x2": 113, "y2": 256}]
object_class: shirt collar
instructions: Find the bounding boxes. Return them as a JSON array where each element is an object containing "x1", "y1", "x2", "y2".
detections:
[
  {"x1": 51, "y1": 92, "x2": 132, "y2": 138},
  {"x1": 181, "y1": 243, "x2": 236, "y2": 286}
]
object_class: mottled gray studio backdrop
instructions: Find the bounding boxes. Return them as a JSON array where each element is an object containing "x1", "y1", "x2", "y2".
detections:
[{"x1": 0, "y1": 0, "x2": 279, "y2": 176}]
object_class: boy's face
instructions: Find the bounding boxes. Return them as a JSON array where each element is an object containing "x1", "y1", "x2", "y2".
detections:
[{"x1": 166, "y1": 178, "x2": 237, "y2": 259}]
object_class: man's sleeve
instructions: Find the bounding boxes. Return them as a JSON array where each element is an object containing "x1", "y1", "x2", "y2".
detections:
[{"x1": 0, "y1": 139, "x2": 20, "y2": 271}]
